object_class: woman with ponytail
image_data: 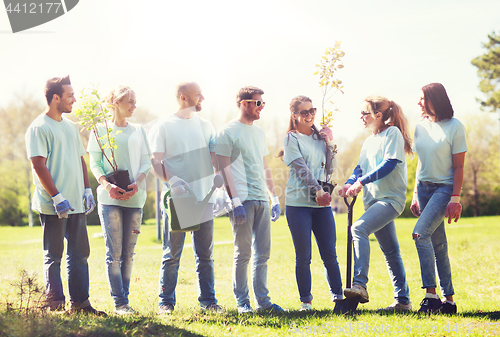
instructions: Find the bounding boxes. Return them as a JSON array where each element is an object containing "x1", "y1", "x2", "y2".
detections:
[
  {"x1": 411, "y1": 83, "x2": 466, "y2": 314},
  {"x1": 87, "y1": 86, "x2": 151, "y2": 315},
  {"x1": 338, "y1": 95, "x2": 412, "y2": 312},
  {"x1": 280, "y1": 95, "x2": 343, "y2": 311}
]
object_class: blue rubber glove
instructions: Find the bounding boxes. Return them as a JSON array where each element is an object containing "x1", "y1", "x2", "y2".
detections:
[
  {"x1": 271, "y1": 195, "x2": 280, "y2": 222},
  {"x1": 51, "y1": 193, "x2": 75, "y2": 219},
  {"x1": 231, "y1": 197, "x2": 246, "y2": 225},
  {"x1": 83, "y1": 188, "x2": 96, "y2": 215}
]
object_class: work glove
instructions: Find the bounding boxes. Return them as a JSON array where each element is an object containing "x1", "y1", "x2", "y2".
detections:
[
  {"x1": 410, "y1": 191, "x2": 421, "y2": 217},
  {"x1": 319, "y1": 127, "x2": 335, "y2": 147},
  {"x1": 213, "y1": 189, "x2": 231, "y2": 217},
  {"x1": 271, "y1": 195, "x2": 280, "y2": 222},
  {"x1": 169, "y1": 176, "x2": 189, "y2": 196},
  {"x1": 337, "y1": 184, "x2": 351, "y2": 198},
  {"x1": 51, "y1": 193, "x2": 75, "y2": 219},
  {"x1": 231, "y1": 197, "x2": 246, "y2": 225},
  {"x1": 84, "y1": 188, "x2": 96, "y2": 215}
]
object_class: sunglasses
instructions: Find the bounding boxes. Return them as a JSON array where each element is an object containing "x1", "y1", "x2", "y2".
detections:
[
  {"x1": 241, "y1": 99, "x2": 266, "y2": 107},
  {"x1": 296, "y1": 108, "x2": 316, "y2": 117},
  {"x1": 361, "y1": 111, "x2": 371, "y2": 116}
]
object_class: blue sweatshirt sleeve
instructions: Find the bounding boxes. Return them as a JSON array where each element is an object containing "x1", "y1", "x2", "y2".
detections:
[
  {"x1": 346, "y1": 165, "x2": 362, "y2": 185},
  {"x1": 359, "y1": 158, "x2": 400, "y2": 185}
]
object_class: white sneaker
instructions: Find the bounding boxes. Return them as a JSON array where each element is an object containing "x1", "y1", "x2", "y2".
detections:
[
  {"x1": 237, "y1": 303, "x2": 253, "y2": 313},
  {"x1": 378, "y1": 302, "x2": 412, "y2": 312},
  {"x1": 344, "y1": 284, "x2": 369, "y2": 303},
  {"x1": 300, "y1": 302, "x2": 312, "y2": 311},
  {"x1": 114, "y1": 304, "x2": 136, "y2": 315}
]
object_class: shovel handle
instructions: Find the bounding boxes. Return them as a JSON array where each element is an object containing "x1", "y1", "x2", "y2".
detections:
[{"x1": 344, "y1": 196, "x2": 356, "y2": 288}]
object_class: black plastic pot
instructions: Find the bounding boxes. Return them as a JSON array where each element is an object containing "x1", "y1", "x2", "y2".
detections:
[{"x1": 106, "y1": 170, "x2": 132, "y2": 191}]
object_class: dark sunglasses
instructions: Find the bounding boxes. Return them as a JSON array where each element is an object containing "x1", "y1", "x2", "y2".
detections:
[
  {"x1": 297, "y1": 108, "x2": 316, "y2": 117},
  {"x1": 241, "y1": 99, "x2": 265, "y2": 107}
]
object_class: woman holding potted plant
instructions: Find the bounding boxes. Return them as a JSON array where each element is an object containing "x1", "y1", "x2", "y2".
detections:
[
  {"x1": 87, "y1": 85, "x2": 151, "y2": 315},
  {"x1": 279, "y1": 95, "x2": 343, "y2": 311}
]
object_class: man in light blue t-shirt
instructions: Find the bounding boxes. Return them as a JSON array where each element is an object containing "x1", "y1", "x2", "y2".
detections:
[
  {"x1": 216, "y1": 86, "x2": 283, "y2": 313},
  {"x1": 24, "y1": 76, "x2": 103, "y2": 315},
  {"x1": 149, "y1": 82, "x2": 223, "y2": 314}
]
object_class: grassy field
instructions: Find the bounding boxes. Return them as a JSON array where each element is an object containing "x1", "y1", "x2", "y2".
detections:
[{"x1": 1, "y1": 210, "x2": 499, "y2": 336}]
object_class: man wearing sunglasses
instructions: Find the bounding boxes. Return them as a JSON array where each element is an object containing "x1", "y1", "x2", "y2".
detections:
[{"x1": 215, "y1": 86, "x2": 283, "y2": 313}]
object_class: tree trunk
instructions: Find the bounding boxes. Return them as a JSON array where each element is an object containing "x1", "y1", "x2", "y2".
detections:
[
  {"x1": 27, "y1": 165, "x2": 33, "y2": 227},
  {"x1": 473, "y1": 169, "x2": 479, "y2": 217}
]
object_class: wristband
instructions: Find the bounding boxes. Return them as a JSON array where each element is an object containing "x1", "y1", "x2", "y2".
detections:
[
  {"x1": 450, "y1": 196, "x2": 460, "y2": 203},
  {"x1": 105, "y1": 183, "x2": 113, "y2": 193},
  {"x1": 231, "y1": 197, "x2": 242, "y2": 208},
  {"x1": 51, "y1": 193, "x2": 65, "y2": 204},
  {"x1": 271, "y1": 195, "x2": 279, "y2": 206}
]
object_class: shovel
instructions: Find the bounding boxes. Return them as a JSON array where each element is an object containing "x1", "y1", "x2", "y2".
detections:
[
  {"x1": 333, "y1": 196, "x2": 359, "y2": 314},
  {"x1": 160, "y1": 161, "x2": 224, "y2": 232}
]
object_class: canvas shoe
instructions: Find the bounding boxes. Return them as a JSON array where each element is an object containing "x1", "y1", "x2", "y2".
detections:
[
  {"x1": 344, "y1": 284, "x2": 369, "y2": 303},
  {"x1": 418, "y1": 297, "x2": 442, "y2": 313},
  {"x1": 440, "y1": 301, "x2": 457, "y2": 314},
  {"x1": 114, "y1": 304, "x2": 136, "y2": 315},
  {"x1": 378, "y1": 301, "x2": 412, "y2": 313},
  {"x1": 202, "y1": 303, "x2": 225, "y2": 313},
  {"x1": 300, "y1": 302, "x2": 313, "y2": 311},
  {"x1": 258, "y1": 303, "x2": 285, "y2": 313},
  {"x1": 159, "y1": 303, "x2": 174, "y2": 314},
  {"x1": 237, "y1": 303, "x2": 253, "y2": 314}
]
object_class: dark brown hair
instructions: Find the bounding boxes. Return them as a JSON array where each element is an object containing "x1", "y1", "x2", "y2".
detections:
[
  {"x1": 421, "y1": 82, "x2": 454, "y2": 121},
  {"x1": 236, "y1": 86, "x2": 264, "y2": 107},
  {"x1": 45, "y1": 75, "x2": 71, "y2": 105}
]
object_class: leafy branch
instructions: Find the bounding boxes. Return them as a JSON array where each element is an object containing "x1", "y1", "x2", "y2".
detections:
[
  {"x1": 73, "y1": 85, "x2": 121, "y2": 173},
  {"x1": 313, "y1": 41, "x2": 345, "y2": 128}
]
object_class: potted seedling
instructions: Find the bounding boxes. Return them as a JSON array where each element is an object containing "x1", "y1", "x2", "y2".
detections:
[
  {"x1": 73, "y1": 85, "x2": 132, "y2": 191},
  {"x1": 312, "y1": 41, "x2": 345, "y2": 190}
]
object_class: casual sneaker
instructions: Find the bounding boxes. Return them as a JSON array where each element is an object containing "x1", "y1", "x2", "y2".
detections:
[
  {"x1": 159, "y1": 304, "x2": 174, "y2": 314},
  {"x1": 202, "y1": 303, "x2": 225, "y2": 313},
  {"x1": 440, "y1": 301, "x2": 457, "y2": 314},
  {"x1": 237, "y1": 303, "x2": 253, "y2": 314},
  {"x1": 114, "y1": 304, "x2": 136, "y2": 315},
  {"x1": 300, "y1": 302, "x2": 312, "y2": 311},
  {"x1": 258, "y1": 303, "x2": 285, "y2": 313},
  {"x1": 344, "y1": 284, "x2": 369, "y2": 303},
  {"x1": 378, "y1": 302, "x2": 412, "y2": 313},
  {"x1": 418, "y1": 297, "x2": 442, "y2": 313},
  {"x1": 71, "y1": 305, "x2": 107, "y2": 316}
]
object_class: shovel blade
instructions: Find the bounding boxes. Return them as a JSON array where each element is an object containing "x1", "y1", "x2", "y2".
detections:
[{"x1": 333, "y1": 298, "x2": 359, "y2": 314}]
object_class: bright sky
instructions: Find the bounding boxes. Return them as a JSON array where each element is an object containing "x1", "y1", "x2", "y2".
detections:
[{"x1": 1, "y1": 0, "x2": 499, "y2": 145}]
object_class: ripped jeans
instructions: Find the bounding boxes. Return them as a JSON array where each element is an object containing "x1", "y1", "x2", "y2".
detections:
[
  {"x1": 99, "y1": 204, "x2": 142, "y2": 308},
  {"x1": 413, "y1": 181, "x2": 454, "y2": 297}
]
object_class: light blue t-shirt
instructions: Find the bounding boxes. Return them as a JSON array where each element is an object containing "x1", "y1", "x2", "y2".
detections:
[
  {"x1": 148, "y1": 113, "x2": 216, "y2": 203},
  {"x1": 215, "y1": 120, "x2": 269, "y2": 202},
  {"x1": 357, "y1": 126, "x2": 407, "y2": 214},
  {"x1": 87, "y1": 122, "x2": 151, "y2": 208},
  {"x1": 283, "y1": 132, "x2": 328, "y2": 207},
  {"x1": 25, "y1": 114, "x2": 86, "y2": 215},
  {"x1": 414, "y1": 118, "x2": 467, "y2": 185}
]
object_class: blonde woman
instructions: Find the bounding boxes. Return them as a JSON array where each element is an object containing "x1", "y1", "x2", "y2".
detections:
[{"x1": 87, "y1": 86, "x2": 151, "y2": 315}]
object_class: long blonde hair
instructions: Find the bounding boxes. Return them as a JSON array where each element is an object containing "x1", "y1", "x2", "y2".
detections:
[{"x1": 365, "y1": 95, "x2": 412, "y2": 155}]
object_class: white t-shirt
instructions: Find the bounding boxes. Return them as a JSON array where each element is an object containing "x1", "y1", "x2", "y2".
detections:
[
  {"x1": 148, "y1": 113, "x2": 216, "y2": 203},
  {"x1": 216, "y1": 120, "x2": 269, "y2": 202},
  {"x1": 25, "y1": 114, "x2": 86, "y2": 214},
  {"x1": 357, "y1": 126, "x2": 407, "y2": 214},
  {"x1": 414, "y1": 118, "x2": 467, "y2": 185}
]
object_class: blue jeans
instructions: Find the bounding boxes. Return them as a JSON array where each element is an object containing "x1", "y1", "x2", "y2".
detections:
[
  {"x1": 99, "y1": 204, "x2": 142, "y2": 308},
  {"x1": 229, "y1": 200, "x2": 272, "y2": 309},
  {"x1": 40, "y1": 213, "x2": 90, "y2": 310},
  {"x1": 413, "y1": 181, "x2": 454, "y2": 296},
  {"x1": 158, "y1": 209, "x2": 216, "y2": 308},
  {"x1": 351, "y1": 201, "x2": 410, "y2": 305},
  {"x1": 286, "y1": 206, "x2": 343, "y2": 303}
]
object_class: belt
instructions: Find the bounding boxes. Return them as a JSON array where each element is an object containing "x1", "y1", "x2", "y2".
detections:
[{"x1": 420, "y1": 181, "x2": 448, "y2": 187}]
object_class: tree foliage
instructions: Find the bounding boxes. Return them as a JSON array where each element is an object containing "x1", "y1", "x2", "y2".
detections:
[{"x1": 471, "y1": 31, "x2": 500, "y2": 111}]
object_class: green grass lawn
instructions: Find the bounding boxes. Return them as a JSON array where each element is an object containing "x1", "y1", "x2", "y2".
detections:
[{"x1": 1, "y1": 212, "x2": 499, "y2": 336}]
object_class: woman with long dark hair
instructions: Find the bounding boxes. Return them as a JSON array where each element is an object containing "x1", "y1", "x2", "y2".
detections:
[
  {"x1": 410, "y1": 83, "x2": 467, "y2": 314},
  {"x1": 280, "y1": 95, "x2": 342, "y2": 311},
  {"x1": 339, "y1": 95, "x2": 412, "y2": 312}
]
